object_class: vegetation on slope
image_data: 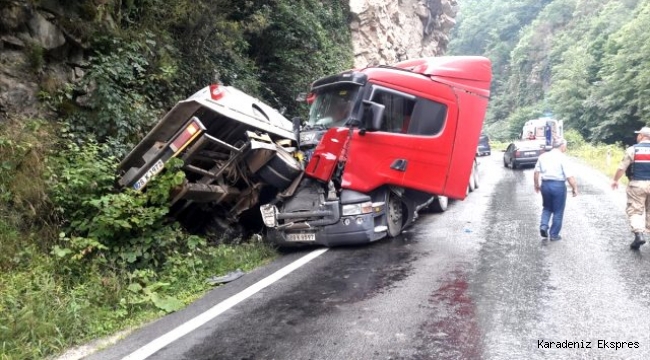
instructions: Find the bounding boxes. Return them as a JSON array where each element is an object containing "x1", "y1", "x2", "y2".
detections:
[{"x1": 450, "y1": 0, "x2": 650, "y2": 146}]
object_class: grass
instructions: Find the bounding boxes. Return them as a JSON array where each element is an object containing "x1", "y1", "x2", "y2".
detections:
[
  {"x1": 0, "y1": 239, "x2": 277, "y2": 360},
  {"x1": 570, "y1": 144, "x2": 626, "y2": 184}
]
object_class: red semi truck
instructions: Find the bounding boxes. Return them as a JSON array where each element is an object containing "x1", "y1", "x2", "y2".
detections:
[
  {"x1": 117, "y1": 56, "x2": 491, "y2": 247},
  {"x1": 260, "y1": 56, "x2": 492, "y2": 246}
]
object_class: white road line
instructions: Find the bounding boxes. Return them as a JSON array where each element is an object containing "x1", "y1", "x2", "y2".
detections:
[{"x1": 122, "y1": 248, "x2": 329, "y2": 360}]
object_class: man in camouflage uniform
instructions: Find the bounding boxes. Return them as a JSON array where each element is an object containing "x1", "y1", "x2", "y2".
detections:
[{"x1": 612, "y1": 126, "x2": 650, "y2": 250}]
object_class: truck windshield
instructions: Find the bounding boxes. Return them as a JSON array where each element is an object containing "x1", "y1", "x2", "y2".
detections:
[{"x1": 307, "y1": 86, "x2": 360, "y2": 129}]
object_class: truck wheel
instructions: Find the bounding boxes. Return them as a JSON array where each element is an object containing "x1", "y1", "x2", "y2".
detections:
[
  {"x1": 472, "y1": 160, "x2": 479, "y2": 190},
  {"x1": 258, "y1": 148, "x2": 302, "y2": 190},
  {"x1": 387, "y1": 194, "x2": 403, "y2": 237},
  {"x1": 469, "y1": 161, "x2": 477, "y2": 192},
  {"x1": 429, "y1": 195, "x2": 448, "y2": 213}
]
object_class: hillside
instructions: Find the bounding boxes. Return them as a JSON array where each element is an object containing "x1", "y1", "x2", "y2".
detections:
[{"x1": 449, "y1": 0, "x2": 650, "y2": 145}]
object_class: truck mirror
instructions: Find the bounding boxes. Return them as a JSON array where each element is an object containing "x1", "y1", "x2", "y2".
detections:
[{"x1": 361, "y1": 100, "x2": 385, "y2": 132}]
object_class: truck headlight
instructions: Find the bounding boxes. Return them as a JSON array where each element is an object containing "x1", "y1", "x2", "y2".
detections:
[
  {"x1": 341, "y1": 201, "x2": 373, "y2": 216},
  {"x1": 260, "y1": 204, "x2": 278, "y2": 227}
]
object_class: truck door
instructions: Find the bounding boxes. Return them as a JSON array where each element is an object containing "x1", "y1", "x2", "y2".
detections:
[{"x1": 342, "y1": 85, "x2": 458, "y2": 195}]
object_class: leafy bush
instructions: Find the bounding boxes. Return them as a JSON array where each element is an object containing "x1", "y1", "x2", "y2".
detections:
[
  {"x1": 563, "y1": 128, "x2": 586, "y2": 149},
  {"x1": 47, "y1": 140, "x2": 192, "y2": 271},
  {"x1": 65, "y1": 35, "x2": 182, "y2": 158}
]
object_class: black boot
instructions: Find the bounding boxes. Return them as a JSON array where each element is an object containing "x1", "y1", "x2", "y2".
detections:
[{"x1": 630, "y1": 232, "x2": 646, "y2": 250}]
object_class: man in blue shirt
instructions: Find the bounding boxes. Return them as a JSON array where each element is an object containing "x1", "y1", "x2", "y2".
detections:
[{"x1": 533, "y1": 138, "x2": 579, "y2": 241}]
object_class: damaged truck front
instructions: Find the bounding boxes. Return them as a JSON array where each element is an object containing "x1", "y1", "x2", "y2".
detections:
[
  {"x1": 117, "y1": 85, "x2": 302, "y2": 226},
  {"x1": 260, "y1": 56, "x2": 492, "y2": 246}
]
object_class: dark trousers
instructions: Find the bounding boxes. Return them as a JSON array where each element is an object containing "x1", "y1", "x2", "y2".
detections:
[{"x1": 540, "y1": 180, "x2": 567, "y2": 238}]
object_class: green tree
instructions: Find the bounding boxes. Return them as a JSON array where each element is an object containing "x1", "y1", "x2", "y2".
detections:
[{"x1": 588, "y1": 1, "x2": 650, "y2": 143}]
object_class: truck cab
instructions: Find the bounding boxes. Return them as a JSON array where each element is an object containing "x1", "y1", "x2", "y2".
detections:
[{"x1": 261, "y1": 56, "x2": 492, "y2": 246}]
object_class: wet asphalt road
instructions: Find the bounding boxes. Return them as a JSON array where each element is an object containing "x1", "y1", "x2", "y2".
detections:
[{"x1": 86, "y1": 153, "x2": 650, "y2": 360}]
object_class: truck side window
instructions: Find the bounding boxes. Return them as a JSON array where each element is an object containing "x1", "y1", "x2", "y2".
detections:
[
  {"x1": 371, "y1": 91, "x2": 416, "y2": 133},
  {"x1": 407, "y1": 99, "x2": 448, "y2": 136}
]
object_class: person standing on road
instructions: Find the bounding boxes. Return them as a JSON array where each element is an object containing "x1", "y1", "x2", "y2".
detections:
[
  {"x1": 611, "y1": 126, "x2": 650, "y2": 250},
  {"x1": 544, "y1": 122, "x2": 552, "y2": 146},
  {"x1": 534, "y1": 138, "x2": 579, "y2": 241}
]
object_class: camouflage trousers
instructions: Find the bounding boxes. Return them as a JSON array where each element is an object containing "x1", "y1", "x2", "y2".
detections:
[{"x1": 626, "y1": 180, "x2": 650, "y2": 233}]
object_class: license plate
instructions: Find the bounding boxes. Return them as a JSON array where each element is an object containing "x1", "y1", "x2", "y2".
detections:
[
  {"x1": 286, "y1": 233, "x2": 316, "y2": 242},
  {"x1": 133, "y1": 159, "x2": 165, "y2": 191},
  {"x1": 524, "y1": 151, "x2": 537, "y2": 156}
]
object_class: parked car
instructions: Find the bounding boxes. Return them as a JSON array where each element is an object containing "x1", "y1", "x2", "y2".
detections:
[
  {"x1": 503, "y1": 141, "x2": 545, "y2": 169},
  {"x1": 477, "y1": 133, "x2": 491, "y2": 156}
]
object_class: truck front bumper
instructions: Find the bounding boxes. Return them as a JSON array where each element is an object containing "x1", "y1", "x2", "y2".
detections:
[{"x1": 262, "y1": 205, "x2": 387, "y2": 247}]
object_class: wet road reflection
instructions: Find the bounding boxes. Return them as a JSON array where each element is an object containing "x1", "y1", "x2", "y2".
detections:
[{"x1": 458, "y1": 156, "x2": 650, "y2": 359}]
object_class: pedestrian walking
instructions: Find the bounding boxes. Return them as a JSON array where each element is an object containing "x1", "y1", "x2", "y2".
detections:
[
  {"x1": 611, "y1": 126, "x2": 650, "y2": 250},
  {"x1": 533, "y1": 138, "x2": 579, "y2": 241}
]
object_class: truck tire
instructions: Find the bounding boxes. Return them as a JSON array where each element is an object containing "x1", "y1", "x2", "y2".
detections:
[
  {"x1": 258, "y1": 149, "x2": 302, "y2": 190},
  {"x1": 387, "y1": 193, "x2": 403, "y2": 237},
  {"x1": 469, "y1": 161, "x2": 477, "y2": 192},
  {"x1": 472, "y1": 160, "x2": 479, "y2": 190},
  {"x1": 429, "y1": 195, "x2": 448, "y2": 212}
]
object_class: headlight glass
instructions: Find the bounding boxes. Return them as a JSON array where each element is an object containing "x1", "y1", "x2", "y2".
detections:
[{"x1": 341, "y1": 201, "x2": 373, "y2": 216}]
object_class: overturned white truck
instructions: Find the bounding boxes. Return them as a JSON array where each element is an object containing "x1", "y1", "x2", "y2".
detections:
[{"x1": 117, "y1": 85, "x2": 302, "y2": 226}]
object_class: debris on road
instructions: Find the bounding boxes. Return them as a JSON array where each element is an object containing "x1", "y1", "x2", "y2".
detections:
[{"x1": 206, "y1": 269, "x2": 246, "y2": 285}]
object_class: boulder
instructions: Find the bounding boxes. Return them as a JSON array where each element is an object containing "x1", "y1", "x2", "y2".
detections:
[
  {"x1": 349, "y1": 0, "x2": 458, "y2": 68},
  {"x1": 27, "y1": 10, "x2": 66, "y2": 50},
  {"x1": 0, "y1": 70, "x2": 39, "y2": 121}
]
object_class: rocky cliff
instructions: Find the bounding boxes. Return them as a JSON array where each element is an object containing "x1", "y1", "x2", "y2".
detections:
[
  {"x1": 0, "y1": 0, "x2": 88, "y2": 123},
  {"x1": 349, "y1": 0, "x2": 457, "y2": 67}
]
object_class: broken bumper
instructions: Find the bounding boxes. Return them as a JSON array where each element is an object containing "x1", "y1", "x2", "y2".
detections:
[{"x1": 261, "y1": 203, "x2": 386, "y2": 247}]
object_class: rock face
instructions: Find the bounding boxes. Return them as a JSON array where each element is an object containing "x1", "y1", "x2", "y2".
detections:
[
  {"x1": 0, "y1": 1, "x2": 76, "y2": 122},
  {"x1": 349, "y1": 0, "x2": 457, "y2": 67}
]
